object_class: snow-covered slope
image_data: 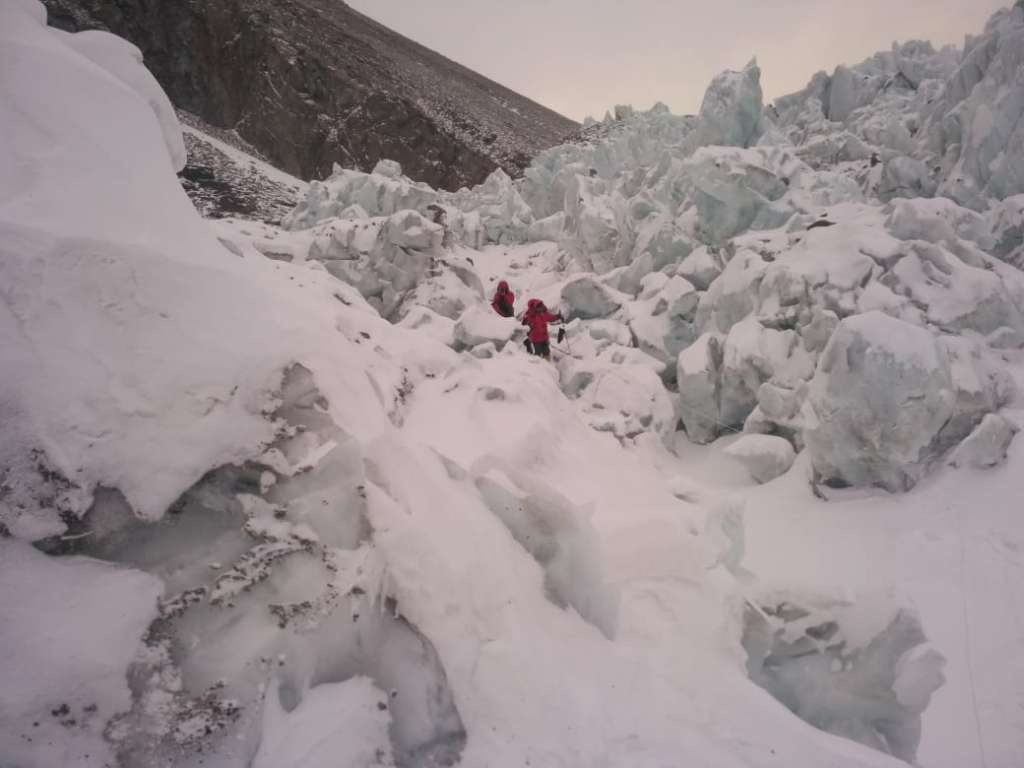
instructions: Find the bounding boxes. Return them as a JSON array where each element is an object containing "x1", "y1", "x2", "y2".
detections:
[{"x1": 3, "y1": 2, "x2": 1024, "y2": 768}]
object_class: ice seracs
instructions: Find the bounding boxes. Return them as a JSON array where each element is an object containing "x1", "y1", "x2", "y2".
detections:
[
  {"x1": 803, "y1": 311, "x2": 1015, "y2": 491},
  {"x1": 690, "y1": 58, "x2": 764, "y2": 150},
  {"x1": 949, "y1": 412, "x2": 1020, "y2": 469},
  {"x1": 724, "y1": 434, "x2": 796, "y2": 483},
  {"x1": 924, "y1": 3, "x2": 1024, "y2": 209}
]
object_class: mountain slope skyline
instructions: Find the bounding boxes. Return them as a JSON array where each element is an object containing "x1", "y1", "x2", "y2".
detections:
[{"x1": 42, "y1": 0, "x2": 578, "y2": 190}]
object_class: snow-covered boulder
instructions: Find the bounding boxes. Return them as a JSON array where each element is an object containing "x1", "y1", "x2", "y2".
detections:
[
  {"x1": 627, "y1": 276, "x2": 699, "y2": 374},
  {"x1": 387, "y1": 209, "x2": 443, "y2": 250},
  {"x1": 403, "y1": 265, "x2": 484, "y2": 321},
  {"x1": 695, "y1": 248, "x2": 769, "y2": 334},
  {"x1": 637, "y1": 271, "x2": 670, "y2": 299},
  {"x1": 562, "y1": 276, "x2": 623, "y2": 320},
  {"x1": 585, "y1": 319, "x2": 634, "y2": 347},
  {"x1": 757, "y1": 381, "x2": 806, "y2": 423},
  {"x1": 800, "y1": 309, "x2": 840, "y2": 354},
  {"x1": 676, "y1": 333, "x2": 723, "y2": 444},
  {"x1": 398, "y1": 306, "x2": 456, "y2": 346},
  {"x1": 939, "y1": 335, "x2": 1017, "y2": 442},
  {"x1": 743, "y1": 380, "x2": 815, "y2": 451},
  {"x1": 452, "y1": 307, "x2": 516, "y2": 352},
  {"x1": 615, "y1": 251, "x2": 655, "y2": 296},
  {"x1": 677, "y1": 245, "x2": 724, "y2": 291},
  {"x1": 566, "y1": 362, "x2": 676, "y2": 443},
  {"x1": 877, "y1": 156, "x2": 937, "y2": 202},
  {"x1": 949, "y1": 413, "x2": 1019, "y2": 469},
  {"x1": 886, "y1": 197, "x2": 993, "y2": 250},
  {"x1": 987, "y1": 194, "x2": 1024, "y2": 267},
  {"x1": 725, "y1": 434, "x2": 796, "y2": 483},
  {"x1": 806, "y1": 312, "x2": 963, "y2": 491},
  {"x1": 719, "y1": 317, "x2": 814, "y2": 428},
  {"x1": 890, "y1": 242, "x2": 1024, "y2": 337},
  {"x1": 685, "y1": 147, "x2": 794, "y2": 245}
]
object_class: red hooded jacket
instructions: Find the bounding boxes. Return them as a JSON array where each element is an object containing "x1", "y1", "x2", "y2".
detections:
[
  {"x1": 491, "y1": 281, "x2": 515, "y2": 317},
  {"x1": 522, "y1": 300, "x2": 561, "y2": 343}
]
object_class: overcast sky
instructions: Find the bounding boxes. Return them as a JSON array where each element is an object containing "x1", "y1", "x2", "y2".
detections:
[{"x1": 346, "y1": 0, "x2": 1007, "y2": 122}]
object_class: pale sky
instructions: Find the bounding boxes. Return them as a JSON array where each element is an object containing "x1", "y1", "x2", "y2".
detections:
[{"x1": 346, "y1": 0, "x2": 1008, "y2": 122}]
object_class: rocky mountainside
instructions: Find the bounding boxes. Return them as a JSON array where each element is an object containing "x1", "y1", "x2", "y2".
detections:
[
  {"x1": 42, "y1": 0, "x2": 578, "y2": 191},
  {"x1": 177, "y1": 110, "x2": 306, "y2": 224}
]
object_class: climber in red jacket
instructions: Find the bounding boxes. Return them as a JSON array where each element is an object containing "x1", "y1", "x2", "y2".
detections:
[
  {"x1": 491, "y1": 280, "x2": 515, "y2": 318},
  {"x1": 522, "y1": 299, "x2": 564, "y2": 360}
]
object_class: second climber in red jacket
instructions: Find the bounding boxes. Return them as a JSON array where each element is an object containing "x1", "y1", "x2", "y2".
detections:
[
  {"x1": 522, "y1": 299, "x2": 564, "y2": 360},
  {"x1": 491, "y1": 280, "x2": 515, "y2": 317}
]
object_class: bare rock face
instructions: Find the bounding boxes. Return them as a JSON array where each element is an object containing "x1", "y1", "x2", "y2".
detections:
[{"x1": 42, "y1": 0, "x2": 578, "y2": 191}]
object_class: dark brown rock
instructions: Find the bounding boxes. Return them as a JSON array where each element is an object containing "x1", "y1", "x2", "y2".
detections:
[{"x1": 43, "y1": 0, "x2": 578, "y2": 190}]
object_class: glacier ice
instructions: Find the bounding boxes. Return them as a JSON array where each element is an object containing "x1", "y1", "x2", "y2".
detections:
[
  {"x1": 724, "y1": 434, "x2": 796, "y2": 484},
  {"x1": 803, "y1": 312, "x2": 999, "y2": 491},
  {"x1": 626, "y1": 275, "x2": 700, "y2": 375},
  {"x1": 561, "y1": 275, "x2": 624, "y2": 320},
  {"x1": 561, "y1": 356, "x2": 678, "y2": 444},
  {"x1": 949, "y1": 413, "x2": 1020, "y2": 469},
  {"x1": 689, "y1": 59, "x2": 765, "y2": 150},
  {"x1": 474, "y1": 468, "x2": 620, "y2": 640},
  {"x1": 676, "y1": 332, "x2": 723, "y2": 444},
  {"x1": 451, "y1": 306, "x2": 517, "y2": 352},
  {"x1": 742, "y1": 598, "x2": 946, "y2": 763},
  {"x1": 34, "y1": 364, "x2": 467, "y2": 768}
]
